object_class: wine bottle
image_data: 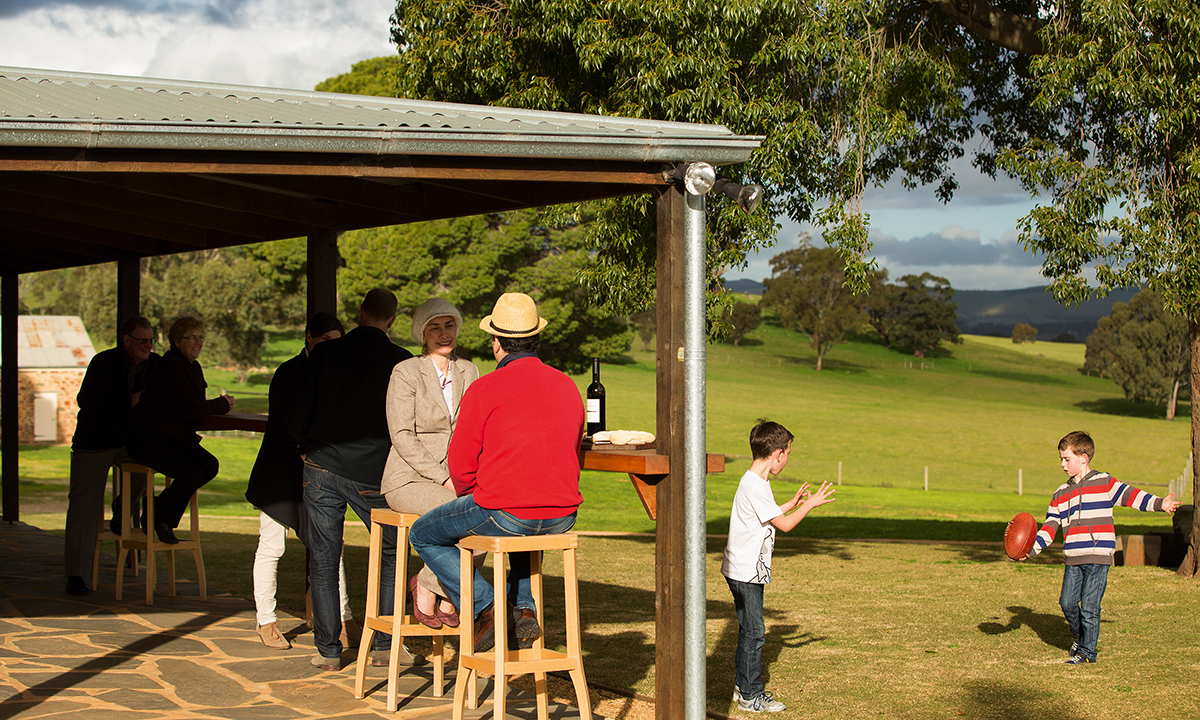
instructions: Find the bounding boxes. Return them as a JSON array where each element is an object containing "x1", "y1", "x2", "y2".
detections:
[{"x1": 586, "y1": 357, "x2": 606, "y2": 437}]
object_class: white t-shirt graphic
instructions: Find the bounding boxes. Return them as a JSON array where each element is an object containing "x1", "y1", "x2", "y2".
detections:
[{"x1": 721, "y1": 469, "x2": 784, "y2": 584}]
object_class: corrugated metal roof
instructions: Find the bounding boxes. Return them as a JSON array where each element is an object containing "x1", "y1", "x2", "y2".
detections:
[
  {"x1": 0, "y1": 316, "x2": 95, "y2": 369},
  {"x1": 0, "y1": 66, "x2": 761, "y2": 164}
]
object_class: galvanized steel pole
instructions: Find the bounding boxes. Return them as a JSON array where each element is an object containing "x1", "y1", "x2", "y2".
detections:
[{"x1": 683, "y1": 179, "x2": 708, "y2": 720}]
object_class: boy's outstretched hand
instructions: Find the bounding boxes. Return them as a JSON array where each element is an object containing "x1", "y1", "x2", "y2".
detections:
[
  {"x1": 801, "y1": 481, "x2": 837, "y2": 510},
  {"x1": 1163, "y1": 492, "x2": 1182, "y2": 514}
]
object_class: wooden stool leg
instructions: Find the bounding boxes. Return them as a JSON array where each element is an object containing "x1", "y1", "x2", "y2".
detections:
[
  {"x1": 385, "y1": 523, "x2": 406, "y2": 712},
  {"x1": 354, "y1": 520, "x2": 383, "y2": 699},
  {"x1": 492, "y1": 548, "x2": 507, "y2": 720},
  {"x1": 190, "y1": 490, "x2": 206, "y2": 601},
  {"x1": 454, "y1": 543, "x2": 476, "y2": 720},
  {"x1": 115, "y1": 467, "x2": 132, "y2": 601},
  {"x1": 530, "y1": 550, "x2": 549, "y2": 720},
  {"x1": 144, "y1": 470, "x2": 157, "y2": 606},
  {"x1": 563, "y1": 547, "x2": 591, "y2": 720}
]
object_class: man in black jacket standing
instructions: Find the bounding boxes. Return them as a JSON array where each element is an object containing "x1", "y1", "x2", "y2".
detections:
[
  {"x1": 63, "y1": 316, "x2": 159, "y2": 596},
  {"x1": 289, "y1": 289, "x2": 412, "y2": 670}
]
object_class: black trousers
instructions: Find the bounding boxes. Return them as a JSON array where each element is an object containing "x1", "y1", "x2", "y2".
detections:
[{"x1": 127, "y1": 429, "x2": 219, "y2": 528}]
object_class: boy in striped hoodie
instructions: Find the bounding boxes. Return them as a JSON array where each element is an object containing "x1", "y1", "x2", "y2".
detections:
[{"x1": 1023, "y1": 431, "x2": 1181, "y2": 664}]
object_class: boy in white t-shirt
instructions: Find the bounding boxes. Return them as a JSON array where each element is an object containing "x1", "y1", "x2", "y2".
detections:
[{"x1": 721, "y1": 419, "x2": 835, "y2": 713}]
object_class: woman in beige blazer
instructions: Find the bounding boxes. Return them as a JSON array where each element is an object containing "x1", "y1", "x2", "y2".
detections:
[{"x1": 382, "y1": 298, "x2": 480, "y2": 628}]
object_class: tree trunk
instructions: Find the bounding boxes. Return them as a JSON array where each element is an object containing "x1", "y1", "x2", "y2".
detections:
[
  {"x1": 927, "y1": 0, "x2": 1046, "y2": 55},
  {"x1": 1167, "y1": 377, "x2": 1180, "y2": 421},
  {"x1": 1179, "y1": 320, "x2": 1200, "y2": 577}
]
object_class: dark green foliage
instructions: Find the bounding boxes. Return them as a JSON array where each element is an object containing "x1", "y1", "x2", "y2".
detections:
[
  {"x1": 338, "y1": 209, "x2": 631, "y2": 374},
  {"x1": 1012, "y1": 323, "x2": 1038, "y2": 345},
  {"x1": 386, "y1": 0, "x2": 987, "y2": 307},
  {"x1": 866, "y1": 271, "x2": 961, "y2": 357},
  {"x1": 725, "y1": 301, "x2": 762, "y2": 347},
  {"x1": 1084, "y1": 289, "x2": 1189, "y2": 420},
  {"x1": 761, "y1": 242, "x2": 864, "y2": 370},
  {"x1": 314, "y1": 56, "x2": 402, "y2": 97}
]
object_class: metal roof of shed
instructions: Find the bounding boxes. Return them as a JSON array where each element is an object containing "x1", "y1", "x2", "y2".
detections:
[
  {"x1": 0, "y1": 315, "x2": 94, "y2": 368},
  {"x1": 0, "y1": 67, "x2": 758, "y2": 163},
  {"x1": 0, "y1": 67, "x2": 761, "y2": 275}
]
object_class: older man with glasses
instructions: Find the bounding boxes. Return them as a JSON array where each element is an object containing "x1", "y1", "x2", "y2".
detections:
[{"x1": 64, "y1": 316, "x2": 161, "y2": 596}]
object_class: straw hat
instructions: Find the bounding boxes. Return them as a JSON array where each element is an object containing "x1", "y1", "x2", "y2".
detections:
[
  {"x1": 411, "y1": 298, "x2": 462, "y2": 344},
  {"x1": 479, "y1": 293, "x2": 548, "y2": 338}
]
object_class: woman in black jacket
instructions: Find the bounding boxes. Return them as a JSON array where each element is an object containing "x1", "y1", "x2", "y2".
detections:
[{"x1": 127, "y1": 316, "x2": 234, "y2": 543}]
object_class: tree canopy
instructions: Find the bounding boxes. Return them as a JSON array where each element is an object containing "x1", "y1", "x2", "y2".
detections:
[
  {"x1": 384, "y1": 0, "x2": 1015, "y2": 310},
  {"x1": 1084, "y1": 290, "x2": 1190, "y2": 421},
  {"x1": 338, "y1": 208, "x2": 631, "y2": 374},
  {"x1": 865, "y1": 271, "x2": 961, "y2": 357},
  {"x1": 761, "y1": 243, "x2": 864, "y2": 371}
]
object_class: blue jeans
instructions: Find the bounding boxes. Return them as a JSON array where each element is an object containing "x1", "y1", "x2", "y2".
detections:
[
  {"x1": 726, "y1": 577, "x2": 766, "y2": 698},
  {"x1": 302, "y1": 462, "x2": 395, "y2": 658},
  {"x1": 408, "y1": 494, "x2": 576, "y2": 616},
  {"x1": 1060, "y1": 563, "x2": 1109, "y2": 661}
]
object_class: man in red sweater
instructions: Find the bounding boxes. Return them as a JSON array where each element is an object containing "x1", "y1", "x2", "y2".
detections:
[{"x1": 409, "y1": 292, "x2": 584, "y2": 653}]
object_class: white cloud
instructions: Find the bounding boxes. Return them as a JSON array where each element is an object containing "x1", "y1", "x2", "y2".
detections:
[{"x1": 0, "y1": 0, "x2": 397, "y2": 90}]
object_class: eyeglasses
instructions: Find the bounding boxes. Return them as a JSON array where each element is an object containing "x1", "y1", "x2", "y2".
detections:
[
  {"x1": 126, "y1": 336, "x2": 155, "y2": 346},
  {"x1": 182, "y1": 335, "x2": 206, "y2": 342}
]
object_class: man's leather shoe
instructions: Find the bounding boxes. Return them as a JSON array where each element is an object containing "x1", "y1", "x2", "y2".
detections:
[
  {"x1": 513, "y1": 607, "x2": 540, "y2": 650},
  {"x1": 154, "y1": 521, "x2": 179, "y2": 545},
  {"x1": 473, "y1": 604, "x2": 496, "y2": 653},
  {"x1": 65, "y1": 576, "x2": 90, "y2": 596}
]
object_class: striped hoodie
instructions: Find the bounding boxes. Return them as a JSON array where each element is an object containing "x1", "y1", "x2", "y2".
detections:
[{"x1": 1029, "y1": 469, "x2": 1166, "y2": 566}]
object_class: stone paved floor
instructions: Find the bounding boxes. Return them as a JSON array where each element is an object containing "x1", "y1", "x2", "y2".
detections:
[{"x1": 0, "y1": 521, "x2": 599, "y2": 720}]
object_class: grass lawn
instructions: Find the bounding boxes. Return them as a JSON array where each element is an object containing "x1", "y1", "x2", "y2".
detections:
[{"x1": 9, "y1": 317, "x2": 1199, "y2": 716}]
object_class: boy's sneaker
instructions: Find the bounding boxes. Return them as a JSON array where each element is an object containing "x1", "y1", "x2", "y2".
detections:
[
  {"x1": 737, "y1": 690, "x2": 786, "y2": 713},
  {"x1": 1064, "y1": 655, "x2": 1094, "y2": 665},
  {"x1": 1068, "y1": 639, "x2": 1079, "y2": 656}
]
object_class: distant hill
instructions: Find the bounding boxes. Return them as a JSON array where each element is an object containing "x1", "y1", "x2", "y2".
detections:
[
  {"x1": 954, "y1": 286, "x2": 1139, "y2": 341},
  {"x1": 724, "y1": 278, "x2": 1136, "y2": 341},
  {"x1": 725, "y1": 278, "x2": 765, "y2": 295}
]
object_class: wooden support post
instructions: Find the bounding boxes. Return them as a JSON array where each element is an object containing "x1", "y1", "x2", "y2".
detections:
[
  {"x1": 654, "y1": 185, "x2": 686, "y2": 720},
  {"x1": 116, "y1": 255, "x2": 141, "y2": 343},
  {"x1": 2, "y1": 270, "x2": 18, "y2": 521},
  {"x1": 307, "y1": 231, "x2": 339, "y2": 317}
]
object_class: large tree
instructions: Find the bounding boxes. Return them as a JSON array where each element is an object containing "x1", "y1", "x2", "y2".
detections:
[
  {"x1": 386, "y1": 0, "x2": 992, "y2": 315},
  {"x1": 865, "y1": 271, "x2": 961, "y2": 357},
  {"x1": 761, "y1": 244, "x2": 864, "y2": 371},
  {"x1": 990, "y1": 0, "x2": 1200, "y2": 574},
  {"x1": 1084, "y1": 290, "x2": 1190, "y2": 422}
]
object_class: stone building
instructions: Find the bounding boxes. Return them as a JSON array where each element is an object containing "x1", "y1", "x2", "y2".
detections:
[{"x1": 0, "y1": 316, "x2": 95, "y2": 444}]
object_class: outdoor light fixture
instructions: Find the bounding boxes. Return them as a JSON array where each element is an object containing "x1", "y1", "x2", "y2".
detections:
[
  {"x1": 664, "y1": 162, "x2": 717, "y2": 195},
  {"x1": 663, "y1": 163, "x2": 763, "y2": 215},
  {"x1": 711, "y1": 178, "x2": 763, "y2": 216}
]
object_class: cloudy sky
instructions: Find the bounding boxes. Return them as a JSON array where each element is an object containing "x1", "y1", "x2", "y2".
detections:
[{"x1": 0, "y1": 0, "x2": 1049, "y2": 292}]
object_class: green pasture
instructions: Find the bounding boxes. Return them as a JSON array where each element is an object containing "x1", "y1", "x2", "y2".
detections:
[
  {"x1": 13, "y1": 318, "x2": 1200, "y2": 717},
  {"x1": 10, "y1": 316, "x2": 1192, "y2": 531}
]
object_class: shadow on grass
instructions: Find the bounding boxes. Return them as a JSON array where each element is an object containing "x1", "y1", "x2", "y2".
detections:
[
  {"x1": 977, "y1": 605, "x2": 1076, "y2": 652},
  {"x1": 970, "y1": 368, "x2": 1074, "y2": 386},
  {"x1": 958, "y1": 680, "x2": 1085, "y2": 720},
  {"x1": 707, "y1": 516, "x2": 1014, "y2": 545},
  {"x1": 1074, "y1": 397, "x2": 1181, "y2": 420}
]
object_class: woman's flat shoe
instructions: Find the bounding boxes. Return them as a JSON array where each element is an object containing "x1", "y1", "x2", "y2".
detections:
[
  {"x1": 435, "y1": 602, "x2": 460, "y2": 628},
  {"x1": 410, "y1": 576, "x2": 442, "y2": 629}
]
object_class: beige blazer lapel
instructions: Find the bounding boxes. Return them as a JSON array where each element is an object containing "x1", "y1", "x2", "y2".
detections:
[
  {"x1": 449, "y1": 356, "x2": 471, "y2": 425},
  {"x1": 418, "y1": 356, "x2": 452, "y2": 425}
]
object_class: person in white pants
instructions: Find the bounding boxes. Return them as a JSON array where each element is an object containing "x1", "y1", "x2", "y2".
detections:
[{"x1": 246, "y1": 313, "x2": 360, "y2": 649}]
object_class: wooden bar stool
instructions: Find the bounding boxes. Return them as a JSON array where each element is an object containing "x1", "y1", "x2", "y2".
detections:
[
  {"x1": 452, "y1": 533, "x2": 591, "y2": 720},
  {"x1": 90, "y1": 464, "x2": 139, "y2": 591},
  {"x1": 114, "y1": 463, "x2": 206, "y2": 605},
  {"x1": 354, "y1": 508, "x2": 459, "y2": 711}
]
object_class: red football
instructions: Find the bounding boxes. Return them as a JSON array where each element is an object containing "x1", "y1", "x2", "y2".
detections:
[{"x1": 1004, "y1": 512, "x2": 1037, "y2": 560}]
